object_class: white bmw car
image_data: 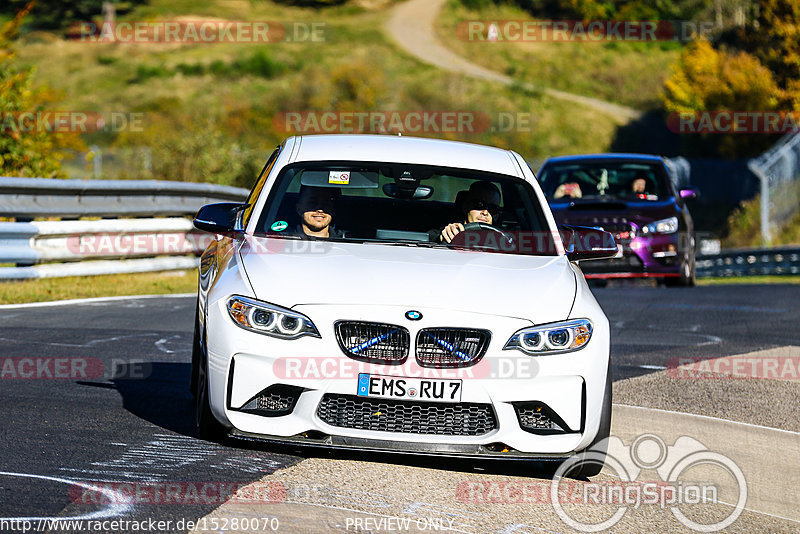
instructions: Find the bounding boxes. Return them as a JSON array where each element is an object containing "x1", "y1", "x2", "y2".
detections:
[{"x1": 191, "y1": 134, "x2": 616, "y2": 475}]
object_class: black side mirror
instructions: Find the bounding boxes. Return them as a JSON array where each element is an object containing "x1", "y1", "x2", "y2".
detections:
[
  {"x1": 561, "y1": 225, "x2": 618, "y2": 262},
  {"x1": 193, "y1": 203, "x2": 248, "y2": 236},
  {"x1": 679, "y1": 188, "x2": 699, "y2": 200}
]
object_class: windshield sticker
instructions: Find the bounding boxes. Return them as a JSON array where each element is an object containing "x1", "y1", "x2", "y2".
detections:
[
  {"x1": 329, "y1": 171, "x2": 350, "y2": 185},
  {"x1": 270, "y1": 220, "x2": 288, "y2": 232}
]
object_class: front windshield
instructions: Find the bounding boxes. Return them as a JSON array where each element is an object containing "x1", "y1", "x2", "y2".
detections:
[
  {"x1": 254, "y1": 161, "x2": 557, "y2": 256},
  {"x1": 539, "y1": 161, "x2": 672, "y2": 201}
]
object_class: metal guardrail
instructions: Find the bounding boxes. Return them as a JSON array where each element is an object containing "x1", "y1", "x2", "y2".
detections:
[
  {"x1": 697, "y1": 247, "x2": 800, "y2": 277},
  {"x1": 1, "y1": 177, "x2": 797, "y2": 280},
  {"x1": 0, "y1": 178, "x2": 248, "y2": 279},
  {"x1": 0, "y1": 177, "x2": 248, "y2": 218}
]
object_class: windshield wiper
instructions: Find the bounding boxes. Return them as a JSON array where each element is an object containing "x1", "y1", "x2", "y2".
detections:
[{"x1": 362, "y1": 239, "x2": 441, "y2": 248}]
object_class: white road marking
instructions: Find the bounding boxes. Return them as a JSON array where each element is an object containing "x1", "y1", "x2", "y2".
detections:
[
  {"x1": 0, "y1": 332, "x2": 161, "y2": 349},
  {"x1": 612, "y1": 403, "x2": 800, "y2": 436},
  {"x1": 0, "y1": 471, "x2": 132, "y2": 521},
  {"x1": 0, "y1": 293, "x2": 194, "y2": 309},
  {"x1": 60, "y1": 434, "x2": 284, "y2": 482},
  {"x1": 612, "y1": 404, "x2": 800, "y2": 522}
]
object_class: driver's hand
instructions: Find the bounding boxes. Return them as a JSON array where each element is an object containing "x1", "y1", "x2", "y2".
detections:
[{"x1": 440, "y1": 223, "x2": 464, "y2": 243}]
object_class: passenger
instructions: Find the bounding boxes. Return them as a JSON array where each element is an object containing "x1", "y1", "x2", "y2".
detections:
[
  {"x1": 553, "y1": 181, "x2": 582, "y2": 199},
  {"x1": 437, "y1": 181, "x2": 502, "y2": 243},
  {"x1": 295, "y1": 186, "x2": 343, "y2": 239}
]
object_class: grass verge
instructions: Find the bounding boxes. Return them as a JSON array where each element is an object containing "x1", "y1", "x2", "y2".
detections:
[
  {"x1": 0, "y1": 270, "x2": 197, "y2": 305},
  {"x1": 697, "y1": 275, "x2": 800, "y2": 285}
]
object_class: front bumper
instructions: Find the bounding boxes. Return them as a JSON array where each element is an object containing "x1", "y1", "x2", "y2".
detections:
[
  {"x1": 581, "y1": 234, "x2": 684, "y2": 279},
  {"x1": 205, "y1": 300, "x2": 610, "y2": 457}
]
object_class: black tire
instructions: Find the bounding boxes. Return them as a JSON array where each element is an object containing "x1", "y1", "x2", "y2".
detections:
[
  {"x1": 194, "y1": 312, "x2": 228, "y2": 441},
  {"x1": 665, "y1": 248, "x2": 696, "y2": 287},
  {"x1": 564, "y1": 361, "x2": 612, "y2": 479}
]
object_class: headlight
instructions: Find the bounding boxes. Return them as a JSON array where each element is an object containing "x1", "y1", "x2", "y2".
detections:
[
  {"x1": 641, "y1": 216, "x2": 678, "y2": 235},
  {"x1": 504, "y1": 319, "x2": 592, "y2": 355},
  {"x1": 226, "y1": 296, "x2": 320, "y2": 339}
]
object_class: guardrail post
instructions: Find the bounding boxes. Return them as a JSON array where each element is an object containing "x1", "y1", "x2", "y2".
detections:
[{"x1": 747, "y1": 160, "x2": 771, "y2": 246}]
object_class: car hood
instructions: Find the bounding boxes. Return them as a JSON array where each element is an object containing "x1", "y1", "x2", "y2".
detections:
[{"x1": 238, "y1": 237, "x2": 576, "y2": 323}]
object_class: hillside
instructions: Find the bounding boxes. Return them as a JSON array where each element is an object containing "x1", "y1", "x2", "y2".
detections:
[{"x1": 10, "y1": 0, "x2": 674, "y2": 184}]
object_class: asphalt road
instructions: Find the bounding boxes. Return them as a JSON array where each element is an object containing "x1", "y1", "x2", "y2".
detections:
[{"x1": 0, "y1": 285, "x2": 798, "y2": 532}]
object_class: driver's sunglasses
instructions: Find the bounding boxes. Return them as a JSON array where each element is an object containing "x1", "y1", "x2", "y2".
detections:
[
  {"x1": 298, "y1": 198, "x2": 336, "y2": 213},
  {"x1": 468, "y1": 200, "x2": 502, "y2": 216}
]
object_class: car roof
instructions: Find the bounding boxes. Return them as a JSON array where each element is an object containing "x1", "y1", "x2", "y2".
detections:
[
  {"x1": 288, "y1": 134, "x2": 522, "y2": 177},
  {"x1": 541, "y1": 153, "x2": 665, "y2": 165}
]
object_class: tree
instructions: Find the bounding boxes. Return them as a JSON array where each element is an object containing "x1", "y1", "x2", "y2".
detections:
[
  {"x1": 0, "y1": 4, "x2": 81, "y2": 177},
  {"x1": 2, "y1": 0, "x2": 146, "y2": 31},
  {"x1": 663, "y1": 38, "x2": 781, "y2": 157},
  {"x1": 723, "y1": 0, "x2": 800, "y2": 106}
]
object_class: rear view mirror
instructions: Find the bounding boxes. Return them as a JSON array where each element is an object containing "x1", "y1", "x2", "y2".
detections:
[
  {"x1": 382, "y1": 183, "x2": 434, "y2": 199},
  {"x1": 193, "y1": 203, "x2": 248, "y2": 236},
  {"x1": 561, "y1": 225, "x2": 618, "y2": 262}
]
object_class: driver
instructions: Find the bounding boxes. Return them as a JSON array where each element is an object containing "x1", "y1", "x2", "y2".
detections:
[
  {"x1": 295, "y1": 186, "x2": 344, "y2": 239},
  {"x1": 437, "y1": 181, "x2": 502, "y2": 243}
]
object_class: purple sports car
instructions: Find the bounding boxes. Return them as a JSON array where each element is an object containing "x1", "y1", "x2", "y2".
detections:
[{"x1": 538, "y1": 154, "x2": 698, "y2": 286}]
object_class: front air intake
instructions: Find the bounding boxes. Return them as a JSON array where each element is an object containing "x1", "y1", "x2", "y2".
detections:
[
  {"x1": 335, "y1": 321, "x2": 410, "y2": 364},
  {"x1": 513, "y1": 402, "x2": 573, "y2": 434},
  {"x1": 238, "y1": 384, "x2": 304, "y2": 417},
  {"x1": 415, "y1": 328, "x2": 491, "y2": 368}
]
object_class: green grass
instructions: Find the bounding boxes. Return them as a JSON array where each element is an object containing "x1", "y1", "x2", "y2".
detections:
[
  {"x1": 14, "y1": 0, "x2": 623, "y2": 184},
  {"x1": 0, "y1": 270, "x2": 198, "y2": 304},
  {"x1": 698, "y1": 275, "x2": 800, "y2": 285},
  {"x1": 435, "y1": 0, "x2": 681, "y2": 110}
]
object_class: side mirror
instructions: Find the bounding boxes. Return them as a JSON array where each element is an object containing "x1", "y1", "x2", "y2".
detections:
[
  {"x1": 193, "y1": 203, "x2": 248, "y2": 236},
  {"x1": 561, "y1": 225, "x2": 618, "y2": 262},
  {"x1": 679, "y1": 188, "x2": 699, "y2": 200}
]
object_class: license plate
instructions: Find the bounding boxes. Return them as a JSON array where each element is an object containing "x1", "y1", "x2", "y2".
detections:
[{"x1": 356, "y1": 373, "x2": 462, "y2": 402}]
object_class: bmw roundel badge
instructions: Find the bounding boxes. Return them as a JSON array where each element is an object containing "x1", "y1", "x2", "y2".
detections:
[{"x1": 405, "y1": 310, "x2": 422, "y2": 321}]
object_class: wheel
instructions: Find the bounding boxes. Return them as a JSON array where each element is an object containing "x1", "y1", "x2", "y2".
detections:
[
  {"x1": 193, "y1": 309, "x2": 228, "y2": 441},
  {"x1": 448, "y1": 222, "x2": 515, "y2": 250},
  {"x1": 564, "y1": 361, "x2": 612, "y2": 478},
  {"x1": 665, "y1": 247, "x2": 696, "y2": 287}
]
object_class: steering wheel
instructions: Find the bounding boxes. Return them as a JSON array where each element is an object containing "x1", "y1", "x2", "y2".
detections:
[{"x1": 448, "y1": 222, "x2": 515, "y2": 250}]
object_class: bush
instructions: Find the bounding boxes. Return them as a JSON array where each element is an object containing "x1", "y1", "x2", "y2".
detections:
[
  {"x1": 175, "y1": 62, "x2": 205, "y2": 76},
  {"x1": 132, "y1": 64, "x2": 170, "y2": 83},
  {"x1": 232, "y1": 49, "x2": 285, "y2": 78},
  {"x1": 498, "y1": 0, "x2": 708, "y2": 21}
]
